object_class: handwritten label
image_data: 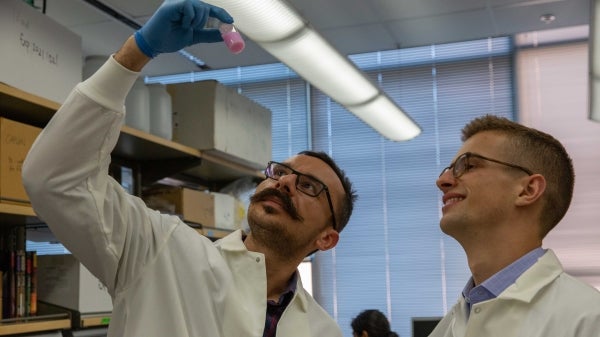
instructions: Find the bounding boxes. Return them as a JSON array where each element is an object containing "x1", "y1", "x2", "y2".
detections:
[
  {"x1": 13, "y1": 7, "x2": 59, "y2": 66},
  {"x1": 7, "y1": 156, "x2": 24, "y2": 173},
  {"x1": 4, "y1": 133, "x2": 28, "y2": 147}
]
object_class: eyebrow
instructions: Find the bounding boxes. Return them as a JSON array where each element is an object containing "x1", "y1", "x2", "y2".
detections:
[{"x1": 282, "y1": 163, "x2": 324, "y2": 183}]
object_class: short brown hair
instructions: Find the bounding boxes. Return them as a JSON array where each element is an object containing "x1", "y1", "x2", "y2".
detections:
[{"x1": 462, "y1": 115, "x2": 574, "y2": 237}]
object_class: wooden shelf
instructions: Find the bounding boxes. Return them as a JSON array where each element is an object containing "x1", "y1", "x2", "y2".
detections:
[
  {"x1": 0, "y1": 203, "x2": 40, "y2": 226},
  {"x1": 0, "y1": 82, "x2": 264, "y2": 182},
  {"x1": 0, "y1": 302, "x2": 71, "y2": 336},
  {"x1": 0, "y1": 318, "x2": 71, "y2": 335},
  {"x1": 118, "y1": 126, "x2": 201, "y2": 160},
  {"x1": 0, "y1": 82, "x2": 59, "y2": 128},
  {"x1": 0, "y1": 203, "x2": 36, "y2": 217},
  {"x1": 116, "y1": 126, "x2": 264, "y2": 184},
  {"x1": 79, "y1": 313, "x2": 111, "y2": 328}
]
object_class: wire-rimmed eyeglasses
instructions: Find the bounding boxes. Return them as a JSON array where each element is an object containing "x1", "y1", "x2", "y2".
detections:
[
  {"x1": 439, "y1": 152, "x2": 533, "y2": 178},
  {"x1": 265, "y1": 161, "x2": 338, "y2": 231}
]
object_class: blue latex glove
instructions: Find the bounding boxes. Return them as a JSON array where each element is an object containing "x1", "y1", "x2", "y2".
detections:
[{"x1": 135, "y1": 0, "x2": 234, "y2": 58}]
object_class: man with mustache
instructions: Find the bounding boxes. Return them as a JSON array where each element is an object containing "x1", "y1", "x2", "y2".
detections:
[{"x1": 21, "y1": 1, "x2": 356, "y2": 336}]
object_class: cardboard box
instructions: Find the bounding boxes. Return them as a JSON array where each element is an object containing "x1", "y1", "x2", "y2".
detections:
[
  {"x1": 36, "y1": 254, "x2": 112, "y2": 314},
  {"x1": 167, "y1": 80, "x2": 272, "y2": 169},
  {"x1": 0, "y1": 0, "x2": 82, "y2": 103},
  {"x1": 0, "y1": 117, "x2": 41, "y2": 204},
  {"x1": 143, "y1": 186, "x2": 243, "y2": 230}
]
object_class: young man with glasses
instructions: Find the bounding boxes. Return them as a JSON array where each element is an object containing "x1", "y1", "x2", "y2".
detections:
[
  {"x1": 432, "y1": 115, "x2": 600, "y2": 337},
  {"x1": 22, "y1": 1, "x2": 356, "y2": 336}
]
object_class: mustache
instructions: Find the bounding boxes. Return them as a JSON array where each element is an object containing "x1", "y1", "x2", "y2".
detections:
[{"x1": 250, "y1": 188, "x2": 303, "y2": 221}]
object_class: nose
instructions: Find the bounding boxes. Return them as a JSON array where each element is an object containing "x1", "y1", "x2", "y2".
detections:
[
  {"x1": 436, "y1": 169, "x2": 455, "y2": 191},
  {"x1": 275, "y1": 173, "x2": 298, "y2": 194}
]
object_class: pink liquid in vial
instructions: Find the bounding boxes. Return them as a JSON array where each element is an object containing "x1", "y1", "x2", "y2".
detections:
[{"x1": 219, "y1": 24, "x2": 245, "y2": 54}]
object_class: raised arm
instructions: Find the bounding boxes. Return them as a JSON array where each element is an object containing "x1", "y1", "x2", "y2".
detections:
[{"x1": 22, "y1": 0, "x2": 234, "y2": 292}]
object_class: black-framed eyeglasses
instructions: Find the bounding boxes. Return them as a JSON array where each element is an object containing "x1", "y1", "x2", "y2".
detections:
[
  {"x1": 265, "y1": 161, "x2": 338, "y2": 231},
  {"x1": 439, "y1": 152, "x2": 533, "y2": 178}
]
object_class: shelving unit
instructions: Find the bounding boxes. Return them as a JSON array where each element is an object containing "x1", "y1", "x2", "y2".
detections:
[
  {"x1": 0, "y1": 302, "x2": 71, "y2": 335},
  {"x1": 0, "y1": 82, "x2": 260, "y2": 335},
  {"x1": 0, "y1": 82, "x2": 264, "y2": 182},
  {"x1": 0, "y1": 83, "x2": 59, "y2": 127}
]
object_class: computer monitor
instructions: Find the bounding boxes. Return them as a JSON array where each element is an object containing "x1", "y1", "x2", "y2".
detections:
[{"x1": 412, "y1": 317, "x2": 442, "y2": 337}]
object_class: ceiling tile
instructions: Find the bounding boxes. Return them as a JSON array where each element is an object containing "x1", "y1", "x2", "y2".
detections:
[
  {"x1": 371, "y1": 0, "x2": 487, "y2": 21},
  {"x1": 288, "y1": 0, "x2": 380, "y2": 28},
  {"x1": 492, "y1": 0, "x2": 590, "y2": 35},
  {"x1": 387, "y1": 9, "x2": 496, "y2": 48},
  {"x1": 320, "y1": 23, "x2": 399, "y2": 55}
]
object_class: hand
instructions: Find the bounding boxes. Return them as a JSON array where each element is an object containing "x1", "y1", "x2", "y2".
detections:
[{"x1": 134, "y1": 0, "x2": 234, "y2": 58}]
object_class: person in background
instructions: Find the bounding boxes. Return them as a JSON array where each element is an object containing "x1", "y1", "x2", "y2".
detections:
[
  {"x1": 22, "y1": 1, "x2": 356, "y2": 336},
  {"x1": 431, "y1": 115, "x2": 600, "y2": 337},
  {"x1": 351, "y1": 309, "x2": 399, "y2": 337}
]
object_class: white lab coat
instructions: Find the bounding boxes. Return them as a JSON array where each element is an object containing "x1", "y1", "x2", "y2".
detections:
[
  {"x1": 429, "y1": 250, "x2": 600, "y2": 337},
  {"x1": 22, "y1": 56, "x2": 342, "y2": 337}
]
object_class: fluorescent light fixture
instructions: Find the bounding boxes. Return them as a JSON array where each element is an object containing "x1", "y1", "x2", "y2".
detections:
[
  {"x1": 207, "y1": 0, "x2": 421, "y2": 141},
  {"x1": 349, "y1": 95, "x2": 422, "y2": 141},
  {"x1": 260, "y1": 29, "x2": 379, "y2": 106},
  {"x1": 590, "y1": 0, "x2": 600, "y2": 122}
]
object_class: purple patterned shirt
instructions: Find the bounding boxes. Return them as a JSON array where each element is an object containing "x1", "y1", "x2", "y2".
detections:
[{"x1": 263, "y1": 272, "x2": 298, "y2": 337}]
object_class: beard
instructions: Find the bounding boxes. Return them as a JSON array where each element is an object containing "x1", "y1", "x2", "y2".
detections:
[{"x1": 247, "y1": 188, "x2": 308, "y2": 258}]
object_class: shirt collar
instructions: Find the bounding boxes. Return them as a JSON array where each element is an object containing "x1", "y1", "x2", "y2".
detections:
[{"x1": 462, "y1": 247, "x2": 546, "y2": 304}]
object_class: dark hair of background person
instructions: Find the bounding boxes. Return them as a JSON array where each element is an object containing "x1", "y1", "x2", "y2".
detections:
[
  {"x1": 351, "y1": 309, "x2": 399, "y2": 337},
  {"x1": 298, "y1": 150, "x2": 358, "y2": 233}
]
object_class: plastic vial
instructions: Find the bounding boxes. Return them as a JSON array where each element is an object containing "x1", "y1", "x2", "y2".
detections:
[{"x1": 205, "y1": 17, "x2": 245, "y2": 54}]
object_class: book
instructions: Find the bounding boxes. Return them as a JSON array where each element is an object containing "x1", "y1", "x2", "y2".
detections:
[
  {"x1": 16, "y1": 249, "x2": 25, "y2": 317},
  {"x1": 27, "y1": 251, "x2": 37, "y2": 316}
]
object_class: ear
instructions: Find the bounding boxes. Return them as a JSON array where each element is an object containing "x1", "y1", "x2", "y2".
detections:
[
  {"x1": 361, "y1": 331, "x2": 369, "y2": 337},
  {"x1": 315, "y1": 227, "x2": 339, "y2": 251},
  {"x1": 515, "y1": 173, "x2": 546, "y2": 206}
]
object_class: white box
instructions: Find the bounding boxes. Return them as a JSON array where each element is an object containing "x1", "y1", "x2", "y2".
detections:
[
  {"x1": 0, "y1": 0, "x2": 82, "y2": 103},
  {"x1": 168, "y1": 80, "x2": 272, "y2": 169},
  {"x1": 36, "y1": 254, "x2": 112, "y2": 314},
  {"x1": 211, "y1": 191, "x2": 243, "y2": 230}
]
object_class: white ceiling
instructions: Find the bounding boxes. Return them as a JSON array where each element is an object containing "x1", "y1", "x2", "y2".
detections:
[{"x1": 39, "y1": 0, "x2": 591, "y2": 76}]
